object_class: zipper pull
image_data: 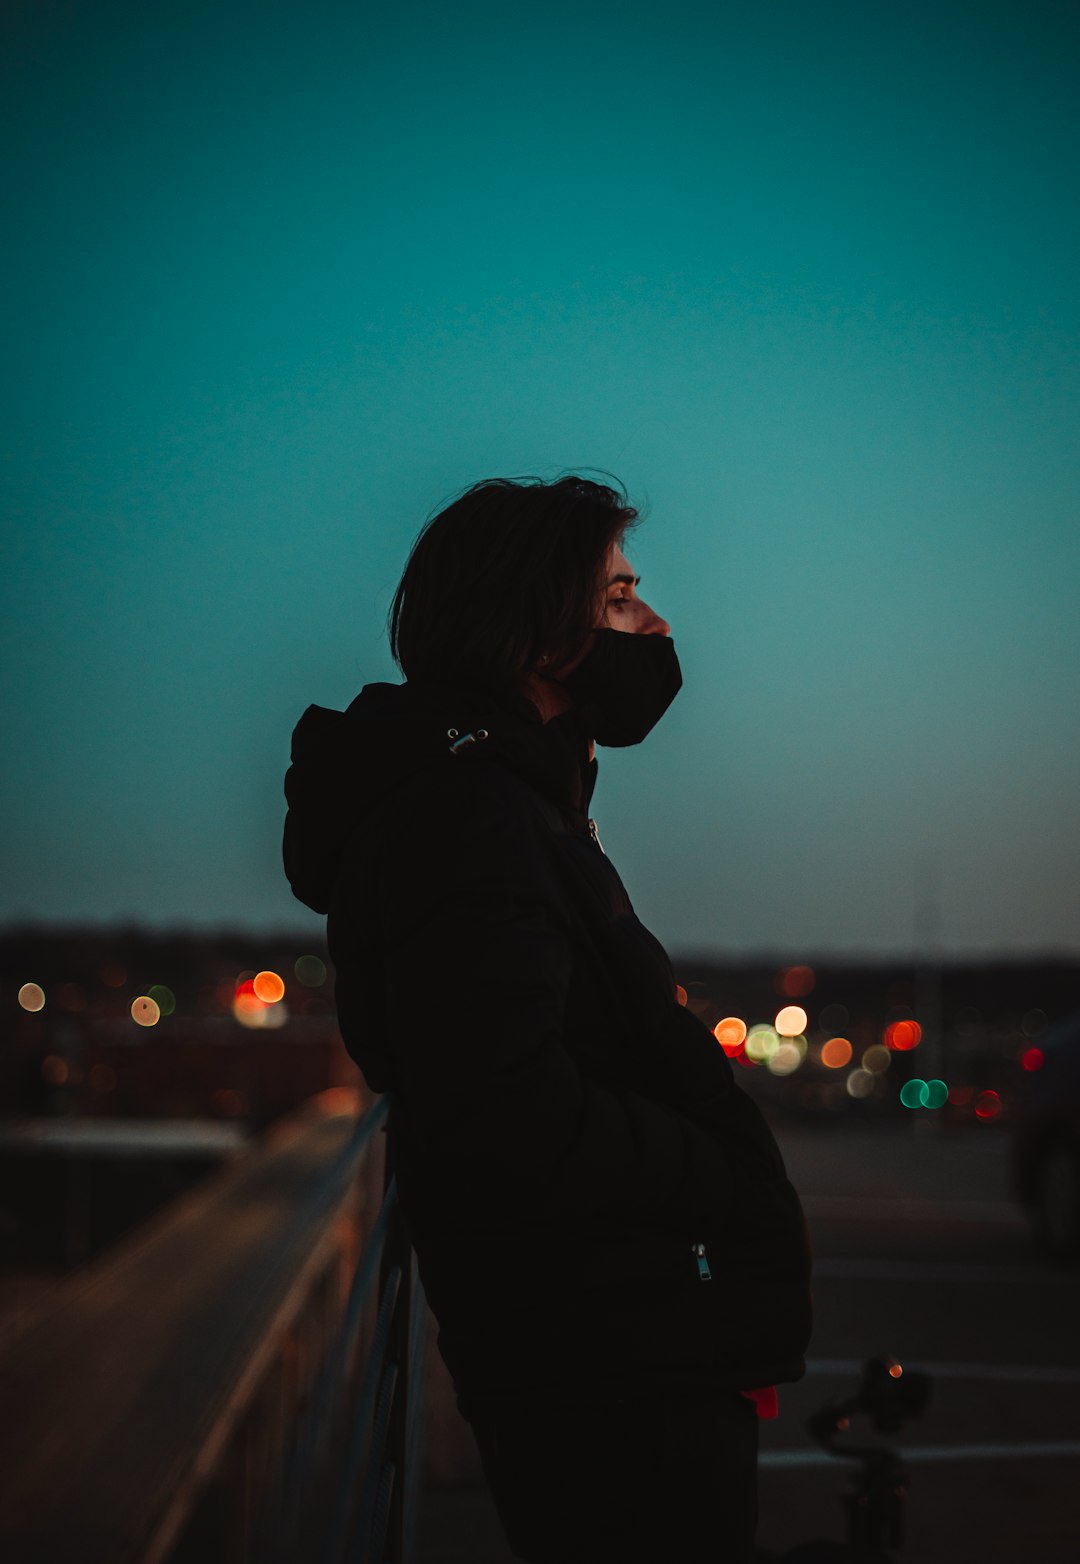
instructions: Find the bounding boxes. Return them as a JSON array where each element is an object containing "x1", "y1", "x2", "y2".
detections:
[
  {"x1": 692, "y1": 1242, "x2": 712, "y2": 1281},
  {"x1": 587, "y1": 818, "x2": 606, "y2": 854}
]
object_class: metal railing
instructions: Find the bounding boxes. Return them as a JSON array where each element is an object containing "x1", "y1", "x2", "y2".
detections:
[
  {"x1": 259, "y1": 1094, "x2": 430, "y2": 1564},
  {"x1": 0, "y1": 1090, "x2": 429, "y2": 1564}
]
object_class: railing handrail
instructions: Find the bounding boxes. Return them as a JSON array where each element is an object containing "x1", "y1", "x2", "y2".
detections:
[{"x1": 0, "y1": 1091, "x2": 426, "y2": 1564}]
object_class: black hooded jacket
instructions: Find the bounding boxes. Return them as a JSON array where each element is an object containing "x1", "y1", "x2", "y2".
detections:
[{"x1": 283, "y1": 679, "x2": 812, "y2": 1400}]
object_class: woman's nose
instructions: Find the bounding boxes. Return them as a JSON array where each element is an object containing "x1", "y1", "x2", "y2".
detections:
[{"x1": 641, "y1": 604, "x2": 671, "y2": 637}]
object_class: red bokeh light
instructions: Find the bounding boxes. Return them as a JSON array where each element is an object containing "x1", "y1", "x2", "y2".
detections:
[
  {"x1": 974, "y1": 1090, "x2": 1002, "y2": 1121},
  {"x1": 885, "y1": 1020, "x2": 923, "y2": 1052},
  {"x1": 713, "y1": 1017, "x2": 748, "y2": 1056},
  {"x1": 780, "y1": 965, "x2": 816, "y2": 998},
  {"x1": 1020, "y1": 1047, "x2": 1044, "y2": 1072}
]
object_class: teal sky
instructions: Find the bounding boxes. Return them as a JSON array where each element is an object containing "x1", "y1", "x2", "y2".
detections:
[{"x1": 3, "y1": 0, "x2": 1078, "y2": 957}]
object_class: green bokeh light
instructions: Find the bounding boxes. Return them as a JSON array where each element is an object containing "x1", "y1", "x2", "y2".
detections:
[
  {"x1": 147, "y1": 984, "x2": 176, "y2": 1016},
  {"x1": 899, "y1": 1078, "x2": 928, "y2": 1109}
]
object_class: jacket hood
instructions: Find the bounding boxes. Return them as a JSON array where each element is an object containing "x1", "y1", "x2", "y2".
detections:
[{"x1": 283, "y1": 679, "x2": 597, "y2": 915}]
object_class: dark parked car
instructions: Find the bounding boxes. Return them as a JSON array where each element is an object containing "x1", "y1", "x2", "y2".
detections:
[{"x1": 1012, "y1": 1006, "x2": 1080, "y2": 1262}]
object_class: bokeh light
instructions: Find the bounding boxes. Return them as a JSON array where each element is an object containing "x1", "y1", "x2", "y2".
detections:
[
  {"x1": 779, "y1": 965, "x2": 815, "y2": 998},
  {"x1": 745, "y1": 1024, "x2": 780, "y2": 1063},
  {"x1": 768, "y1": 1037, "x2": 807, "y2": 1076},
  {"x1": 253, "y1": 970, "x2": 286, "y2": 1003},
  {"x1": 147, "y1": 984, "x2": 176, "y2": 1016},
  {"x1": 885, "y1": 1019, "x2": 923, "y2": 1051},
  {"x1": 99, "y1": 963, "x2": 127, "y2": 988},
  {"x1": 862, "y1": 1044, "x2": 891, "y2": 1074},
  {"x1": 233, "y1": 975, "x2": 288, "y2": 1029},
  {"x1": 899, "y1": 1078, "x2": 928, "y2": 1109},
  {"x1": 975, "y1": 1090, "x2": 1002, "y2": 1121},
  {"x1": 846, "y1": 1068, "x2": 874, "y2": 1099},
  {"x1": 1020, "y1": 1047, "x2": 1044, "y2": 1072},
  {"x1": 924, "y1": 1079, "x2": 948, "y2": 1109},
  {"x1": 132, "y1": 996, "x2": 161, "y2": 1027},
  {"x1": 1021, "y1": 1008, "x2": 1047, "y2": 1036},
  {"x1": 775, "y1": 1005, "x2": 808, "y2": 1038},
  {"x1": 294, "y1": 955, "x2": 327, "y2": 987},
  {"x1": 41, "y1": 1054, "x2": 68, "y2": 1085},
  {"x1": 675, "y1": 984, "x2": 688, "y2": 1007},
  {"x1": 820, "y1": 1037, "x2": 853, "y2": 1070},
  {"x1": 713, "y1": 1016, "x2": 748, "y2": 1055},
  {"x1": 18, "y1": 983, "x2": 45, "y2": 1012}
]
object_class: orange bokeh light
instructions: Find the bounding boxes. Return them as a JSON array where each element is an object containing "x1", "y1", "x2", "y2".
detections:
[
  {"x1": 885, "y1": 1019, "x2": 923, "y2": 1051},
  {"x1": 253, "y1": 970, "x2": 286, "y2": 1003},
  {"x1": 775, "y1": 1005, "x2": 808, "y2": 1038},
  {"x1": 820, "y1": 1037, "x2": 853, "y2": 1070},
  {"x1": 713, "y1": 1016, "x2": 748, "y2": 1055},
  {"x1": 675, "y1": 984, "x2": 688, "y2": 1007}
]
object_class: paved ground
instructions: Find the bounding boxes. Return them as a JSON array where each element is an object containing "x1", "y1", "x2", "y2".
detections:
[{"x1": 415, "y1": 1116, "x2": 1080, "y2": 1562}]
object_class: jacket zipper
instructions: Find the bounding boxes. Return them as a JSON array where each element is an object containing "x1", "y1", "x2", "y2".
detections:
[
  {"x1": 587, "y1": 818, "x2": 605, "y2": 854},
  {"x1": 692, "y1": 1242, "x2": 712, "y2": 1281}
]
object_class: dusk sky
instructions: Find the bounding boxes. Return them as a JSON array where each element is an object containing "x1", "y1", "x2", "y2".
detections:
[{"x1": 3, "y1": 0, "x2": 1078, "y2": 958}]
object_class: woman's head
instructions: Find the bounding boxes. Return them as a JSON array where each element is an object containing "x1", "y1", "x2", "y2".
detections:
[{"x1": 388, "y1": 474, "x2": 639, "y2": 696}]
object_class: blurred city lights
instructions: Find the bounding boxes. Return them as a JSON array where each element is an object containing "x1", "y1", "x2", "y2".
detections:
[
  {"x1": 899, "y1": 1079, "x2": 928, "y2": 1109},
  {"x1": 975, "y1": 1090, "x2": 1002, "y2": 1121},
  {"x1": 294, "y1": 955, "x2": 327, "y2": 987},
  {"x1": 768, "y1": 1038, "x2": 806, "y2": 1076},
  {"x1": 253, "y1": 970, "x2": 286, "y2": 1003},
  {"x1": 846, "y1": 1068, "x2": 874, "y2": 1099},
  {"x1": 147, "y1": 984, "x2": 176, "y2": 1016},
  {"x1": 233, "y1": 975, "x2": 288, "y2": 1029},
  {"x1": 1020, "y1": 1047, "x2": 1044, "y2": 1072},
  {"x1": 746, "y1": 1024, "x2": 780, "y2": 1062},
  {"x1": 675, "y1": 984, "x2": 688, "y2": 1007},
  {"x1": 924, "y1": 1079, "x2": 948, "y2": 1109},
  {"x1": 862, "y1": 1044, "x2": 891, "y2": 1074},
  {"x1": 713, "y1": 1016, "x2": 748, "y2": 1055},
  {"x1": 820, "y1": 1037, "x2": 853, "y2": 1070},
  {"x1": 41, "y1": 1055, "x2": 68, "y2": 1085},
  {"x1": 131, "y1": 996, "x2": 161, "y2": 1027},
  {"x1": 18, "y1": 983, "x2": 45, "y2": 1012},
  {"x1": 885, "y1": 1019, "x2": 923, "y2": 1051},
  {"x1": 779, "y1": 965, "x2": 815, "y2": 998},
  {"x1": 775, "y1": 1005, "x2": 808, "y2": 1037}
]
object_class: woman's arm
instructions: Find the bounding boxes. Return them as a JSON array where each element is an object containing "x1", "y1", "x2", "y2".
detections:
[{"x1": 373, "y1": 765, "x2": 739, "y2": 1236}]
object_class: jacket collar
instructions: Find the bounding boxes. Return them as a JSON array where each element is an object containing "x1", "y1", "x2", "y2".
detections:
[{"x1": 399, "y1": 678, "x2": 598, "y2": 824}]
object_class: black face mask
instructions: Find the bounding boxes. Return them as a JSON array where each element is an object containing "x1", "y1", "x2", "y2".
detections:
[{"x1": 557, "y1": 629, "x2": 682, "y2": 747}]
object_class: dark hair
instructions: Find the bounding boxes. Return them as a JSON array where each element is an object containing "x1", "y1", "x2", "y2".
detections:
[{"x1": 388, "y1": 473, "x2": 639, "y2": 696}]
